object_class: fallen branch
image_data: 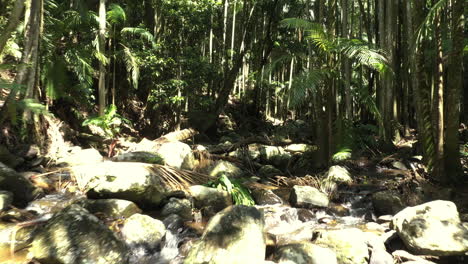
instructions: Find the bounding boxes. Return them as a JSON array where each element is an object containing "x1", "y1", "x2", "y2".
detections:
[{"x1": 154, "y1": 128, "x2": 199, "y2": 143}]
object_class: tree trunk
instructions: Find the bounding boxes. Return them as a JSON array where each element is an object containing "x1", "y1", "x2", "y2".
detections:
[
  {"x1": 98, "y1": 0, "x2": 107, "y2": 116},
  {"x1": 444, "y1": 0, "x2": 464, "y2": 180},
  {"x1": 0, "y1": 0, "x2": 25, "y2": 55}
]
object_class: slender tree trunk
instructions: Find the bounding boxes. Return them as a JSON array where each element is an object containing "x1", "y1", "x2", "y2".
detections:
[
  {"x1": 445, "y1": 0, "x2": 464, "y2": 180},
  {"x1": 342, "y1": 0, "x2": 352, "y2": 119},
  {"x1": 0, "y1": 0, "x2": 25, "y2": 55},
  {"x1": 98, "y1": 0, "x2": 107, "y2": 115},
  {"x1": 433, "y1": 9, "x2": 445, "y2": 179}
]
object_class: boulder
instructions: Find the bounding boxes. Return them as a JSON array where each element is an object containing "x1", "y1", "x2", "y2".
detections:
[
  {"x1": 326, "y1": 165, "x2": 352, "y2": 184},
  {"x1": 58, "y1": 148, "x2": 103, "y2": 166},
  {"x1": 258, "y1": 165, "x2": 283, "y2": 177},
  {"x1": 120, "y1": 213, "x2": 166, "y2": 250},
  {"x1": 189, "y1": 185, "x2": 232, "y2": 214},
  {"x1": 206, "y1": 160, "x2": 243, "y2": 178},
  {"x1": 260, "y1": 146, "x2": 292, "y2": 169},
  {"x1": 31, "y1": 205, "x2": 128, "y2": 264},
  {"x1": 315, "y1": 228, "x2": 369, "y2": 264},
  {"x1": 161, "y1": 197, "x2": 192, "y2": 220},
  {"x1": 284, "y1": 144, "x2": 317, "y2": 153},
  {"x1": 112, "y1": 151, "x2": 164, "y2": 164},
  {"x1": 0, "y1": 145, "x2": 23, "y2": 168},
  {"x1": 290, "y1": 185, "x2": 329, "y2": 208},
  {"x1": 0, "y1": 190, "x2": 13, "y2": 211},
  {"x1": 156, "y1": 141, "x2": 195, "y2": 170},
  {"x1": 372, "y1": 190, "x2": 405, "y2": 216},
  {"x1": 275, "y1": 243, "x2": 338, "y2": 264},
  {"x1": 184, "y1": 205, "x2": 265, "y2": 264},
  {"x1": 0, "y1": 222, "x2": 35, "y2": 262},
  {"x1": 391, "y1": 200, "x2": 468, "y2": 256},
  {"x1": 71, "y1": 161, "x2": 179, "y2": 206},
  {"x1": 80, "y1": 199, "x2": 142, "y2": 218},
  {"x1": 252, "y1": 189, "x2": 283, "y2": 205},
  {"x1": 0, "y1": 162, "x2": 41, "y2": 207}
]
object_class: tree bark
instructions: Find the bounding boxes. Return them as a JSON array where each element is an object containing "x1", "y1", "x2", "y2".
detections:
[
  {"x1": 98, "y1": 0, "x2": 107, "y2": 116},
  {"x1": 444, "y1": 0, "x2": 464, "y2": 180},
  {"x1": 0, "y1": 0, "x2": 25, "y2": 55}
]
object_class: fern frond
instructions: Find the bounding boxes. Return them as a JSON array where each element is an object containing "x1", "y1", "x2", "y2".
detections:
[
  {"x1": 121, "y1": 45, "x2": 140, "y2": 89},
  {"x1": 121, "y1": 27, "x2": 156, "y2": 47},
  {"x1": 107, "y1": 4, "x2": 126, "y2": 25}
]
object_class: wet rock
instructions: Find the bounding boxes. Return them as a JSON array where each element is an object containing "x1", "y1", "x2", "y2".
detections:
[
  {"x1": 0, "y1": 145, "x2": 23, "y2": 168},
  {"x1": 58, "y1": 148, "x2": 103, "y2": 166},
  {"x1": 184, "y1": 205, "x2": 265, "y2": 264},
  {"x1": 161, "y1": 197, "x2": 192, "y2": 220},
  {"x1": 189, "y1": 185, "x2": 232, "y2": 213},
  {"x1": 258, "y1": 165, "x2": 283, "y2": 177},
  {"x1": 315, "y1": 228, "x2": 369, "y2": 264},
  {"x1": 80, "y1": 199, "x2": 142, "y2": 218},
  {"x1": 372, "y1": 190, "x2": 405, "y2": 216},
  {"x1": 326, "y1": 165, "x2": 353, "y2": 184},
  {"x1": 369, "y1": 239, "x2": 393, "y2": 264},
  {"x1": 252, "y1": 189, "x2": 283, "y2": 205},
  {"x1": 0, "y1": 190, "x2": 13, "y2": 211},
  {"x1": 0, "y1": 162, "x2": 41, "y2": 207},
  {"x1": 71, "y1": 161, "x2": 179, "y2": 206},
  {"x1": 391, "y1": 200, "x2": 468, "y2": 256},
  {"x1": 275, "y1": 242, "x2": 337, "y2": 264},
  {"x1": 290, "y1": 185, "x2": 329, "y2": 209},
  {"x1": 284, "y1": 144, "x2": 317, "y2": 153},
  {"x1": 112, "y1": 151, "x2": 164, "y2": 164},
  {"x1": 31, "y1": 205, "x2": 128, "y2": 264},
  {"x1": 120, "y1": 213, "x2": 166, "y2": 251},
  {"x1": 15, "y1": 144, "x2": 40, "y2": 160},
  {"x1": 328, "y1": 203, "x2": 350, "y2": 217},
  {"x1": 268, "y1": 225, "x2": 314, "y2": 246},
  {"x1": 377, "y1": 215, "x2": 393, "y2": 224},
  {"x1": 0, "y1": 222, "x2": 35, "y2": 262},
  {"x1": 162, "y1": 214, "x2": 184, "y2": 231},
  {"x1": 297, "y1": 208, "x2": 315, "y2": 222},
  {"x1": 206, "y1": 160, "x2": 243, "y2": 178}
]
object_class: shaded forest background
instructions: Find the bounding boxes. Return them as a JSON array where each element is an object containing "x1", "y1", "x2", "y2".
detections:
[{"x1": 0, "y1": 0, "x2": 466, "y2": 182}]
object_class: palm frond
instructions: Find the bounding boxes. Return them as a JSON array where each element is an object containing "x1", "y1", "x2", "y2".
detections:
[
  {"x1": 107, "y1": 4, "x2": 126, "y2": 26},
  {"x1": 121, "y1": 27, "x2": 156, "y2": 47},
  {"x1": 337, "y1": 39, "x2": 390, "y2": 73},
  {"x1": 413, "y1": 0, "x2": 449, "y2": 51},
  {"x1": 121, "y1": 45, "x2": 140, "y2": 89},
  {"x1": 288, "y1": 69, "x2": 328, "y2": 108}
]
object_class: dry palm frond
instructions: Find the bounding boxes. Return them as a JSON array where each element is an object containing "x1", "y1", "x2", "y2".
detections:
[{"x1": 149, "y1": 165, "x2": 213, "y2": 191}]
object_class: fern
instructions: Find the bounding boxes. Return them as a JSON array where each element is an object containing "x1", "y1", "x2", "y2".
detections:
[
  {"x1": 82, "y1": 104, "x2": 132, "y2": 139},
  {"x1": 206, "y1": 174, "x2": 255, "y2": 206},
  {"x1": 121, "y1": 27, "x2": 156, "y2": 47},
  {"x1": 121, "y1": 45, "x2": 140, "y2": 89},
  {"x1": 107, "y1": 4, "x2": 126, "y2": 26}
]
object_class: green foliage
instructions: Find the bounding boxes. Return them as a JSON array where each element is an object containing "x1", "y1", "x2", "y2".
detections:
[
  {"x1": 332, "y1": 148, "x2": 352, "y2": 162},
  {"x1": 82, "y1": 104, "x2": 131, "y2": 138},
  {"x1": 206, "y1": 174, "x2": 255, "y2": 206}
]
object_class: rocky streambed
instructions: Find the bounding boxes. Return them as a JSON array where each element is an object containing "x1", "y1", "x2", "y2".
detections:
[{"x1": 0, "y1": 136, "x2": 467, "y2": 264}]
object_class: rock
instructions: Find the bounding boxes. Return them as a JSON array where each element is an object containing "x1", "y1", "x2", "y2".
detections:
[
  {"x1": 372, "y1": 190, "x2": 405, "y2": 216},
  {"x1": 162, "y1": 214, "x2": 184, "y2": 231},
  {"x1": 284, "y1": 144, "x2": 317, "y2": 153},
  {"x1": 369, "y1": 242, "x2": 394, "y2": 264},
  {"x1": 184, "y1": 205, "x2": 265, "y2": 264},
  {"x1": 15, "y1": 144, "x2": 40, "y2": 160},
  {"x1": 161, "y1": 197, "x2": 192, "y2": 220},
  {"x1": 315, "y1": 228, "x2": 369, "y2": 264},
  {"x1": 206, "y1": 160, "x2": 243, "y2": 178},
  {"x1": 112, "y1": 151, "x2": 164, "y2": 164},
  {"x1": 252, "y1": 189, "x2": 283, "y2": 205},
  {"x1": 0, "y1": 190, "x2": 13, "y2": 211},
  {"x1": 328, "y1": 203, "x2": 350, "y2": 217},
  {"x1": 258, "y1": 165, "x2": 283, "y2": 177},
  {"x1": 71, "y1": 161, "x2": 179, "y2": 206},
  {"x1": 268, "y1": 225, "x2": 314, "y2": 246},
  {"x1": 31, "y1": 205, "x2": 128, "y2": 264},
  {"x1": 391, "y1": 200, "x2": 468, "y2": 256},
  {"x1": 0, "y1": 145, "x2": 23, "y2": 168},
  {"x1": 120, "y1": 213, "x2": 166, "y2": 250},
  {"x1": 58, "y1": 148, "x2": 103, "y2": 166},
  {"x1": 275, "y1": 243, "x2": 338, "y2": 264},
  {"x1": 260, "y1": 146, "x2": 292, "y2": 169},
  {"x1": 377, "y1": 215, "x2": 393, "y2": 224},
  {"x1": 156, "y1": 141, "x2": 195, "y2": 170},
  {"x1": 290, "y1": 185, "x2": 329, "y2": 208},
  {"x1": 391, "y1": 161, "x2": 408, "y2": 170},
  {"x1": 189, "y1": 185, "x2": 232, "y2": 214},
  {"x1": 326, "y1": 165, "x2": 353, "y2": 184},
  {"x1": 0, "y1": 222, "x2": 35, "y2": 262},
  {"x1": 80, "y1": 199, "x2": 142, "y2": 218},
  {"x1": 297, "y1": 209, "x2": 315, "y2": 222},
  {"x1": 0, "y1": 162, "x2": 41, "y2": 207}
]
